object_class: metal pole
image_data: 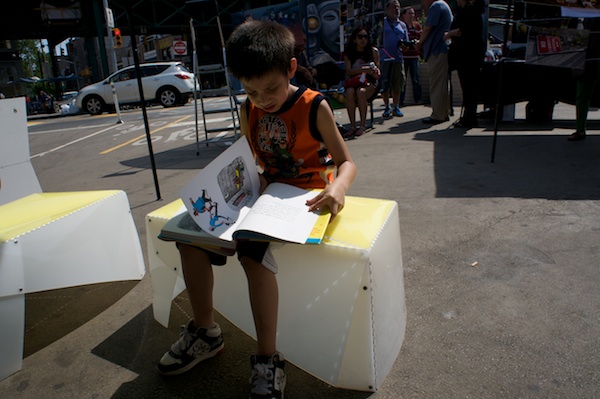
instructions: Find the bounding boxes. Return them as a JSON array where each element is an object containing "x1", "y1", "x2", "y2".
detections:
[
  {"x1": 214, "y1": 0, "x2": 240, "y2": 139},
  {"x1": 102, "y1": 0, "x2": 118, "y2": 73},
  {"x1": 490, "y1": 59, "x2": 505, "y2": 163},
  {"x1": 190, "y1": 18, "x2": 201, "y2": 155},
  {"x1": 214, "y1": 0, "x2": 225, "y2": 48},
  {"x1": 501, "y1": 0, "x2": 513, "y2": 57},
  {"x1": 126, "y1": 6, "x2": 161, "y2": 200}
]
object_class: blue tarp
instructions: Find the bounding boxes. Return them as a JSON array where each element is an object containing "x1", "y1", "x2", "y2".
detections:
[{"x1": 20, "y1": 74, "x2": 79, "y2": 83}]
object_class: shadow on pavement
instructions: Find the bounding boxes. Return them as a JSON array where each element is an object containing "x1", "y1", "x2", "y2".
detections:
[
  {"x1": 92, "y1": 301, "x2": 372, "y2": 399},
  {"x1": 395, "y1": 126, "x2": 600, "y2": 200},
  {"x1": 24, "y1": 281, "x2": 139, "y2": 358},
  {"x1": 117, "y1": 142, "x2": 232, "y2": 171}
]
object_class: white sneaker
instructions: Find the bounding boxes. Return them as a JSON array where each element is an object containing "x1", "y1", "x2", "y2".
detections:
[
  {"x1": 249, "y1": 352, "x2": 286, "y2": 399},
  {"x1": 158, "y1": 320, "x2": 224, "y2": 375}
]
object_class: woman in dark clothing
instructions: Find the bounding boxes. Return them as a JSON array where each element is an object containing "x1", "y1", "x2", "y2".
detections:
[{"x1": 446, "y1": 0, "x2": 486, "y2": 128}]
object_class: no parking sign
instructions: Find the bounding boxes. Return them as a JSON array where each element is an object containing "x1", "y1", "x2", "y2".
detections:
[{"x1": 172, "y1": 40, "x2": 187, "y2": 56}]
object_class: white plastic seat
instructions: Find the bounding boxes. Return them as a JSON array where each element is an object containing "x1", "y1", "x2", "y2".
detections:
[
  {"x1": 146, "y1": 195, "x2": 405, "y2": 391},
  {"x1": 0, "y1": 98, "x2": 146, "y2": 381}
]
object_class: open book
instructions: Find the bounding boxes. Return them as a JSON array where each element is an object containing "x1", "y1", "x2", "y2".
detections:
[{"x1": 159, "y1": 136, "x2": 331, "y2": 247}]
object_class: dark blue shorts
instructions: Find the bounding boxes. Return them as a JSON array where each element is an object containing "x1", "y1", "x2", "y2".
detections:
[{"x1": 178, "y1": 241, "x2": 270, "y2": 266}]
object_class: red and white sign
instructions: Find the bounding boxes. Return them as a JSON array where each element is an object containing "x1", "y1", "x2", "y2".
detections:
[
  {"x1": 172, "y1": 40, "x2": 187, "y2": 56},
  {"x1": 536, "y1": 35, "x2": 562, "y2": 55}
]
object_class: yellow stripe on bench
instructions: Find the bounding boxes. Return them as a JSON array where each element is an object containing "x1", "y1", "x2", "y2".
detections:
[{"x1": 0, "y1": 190, "x2": 122, "y2": 242}]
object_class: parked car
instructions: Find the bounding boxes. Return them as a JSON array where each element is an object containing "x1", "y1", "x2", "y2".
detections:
[{"x1": 76, "y1": 62, "x2": 196, "y2": 115}]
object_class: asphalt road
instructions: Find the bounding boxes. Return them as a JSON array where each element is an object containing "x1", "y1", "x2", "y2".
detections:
[{"x1": 3, "y1": 97, "x2": 600, "y2": 398}]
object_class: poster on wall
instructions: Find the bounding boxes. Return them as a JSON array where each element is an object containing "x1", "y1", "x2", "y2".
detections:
[
  {"x1": 300, "y1": 0, "x2": 343, "y2": 63},
  {"x1": 341, "y1": 0, "x2": 385, "y2": 49},
  {"x1": 230, "y1": 2, "x2": 303, "y2": 91},
  {"x1": 231, "y1": 2, "x2": 302, "y2": 32},
  {"x1": 525, "y1": 25, "x2": 589, "y2": 70}
]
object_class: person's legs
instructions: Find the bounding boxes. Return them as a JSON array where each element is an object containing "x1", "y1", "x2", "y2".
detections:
[
  {"x1": 356, "y1": 87, "x2": 369, "y2": 128},
  {"x1": 575, "y1": 79, "x2": 590, "y2": 135},
  {"x1": 400, "y1": 61, "x2": 408, "y2": 105},
  {"x1": 391, "y1": 62, "x2": 406, "y2": 116},
  {"x1": 180, "y1": 244, "x2": 216, "y2": 327},
  {"x1": 238, "y1": 243, "x2": 286, "y2": 398},
  {"x1": 345, "y1": 87, "x2": 357, "y2": 131},
  {"x1": 574, "y1": 61, "x2": 600, "y2": 135},
  {"x1": 240, "y1": 255, "x2": 279, "y2": 356},
  {"x1": 457, "y1": 63, "x2": 480, "y2": 126},
  {"x1": 381, "y1": 60, "x2": 392, "y2": 116},
  {"x1": 410, "y1": 59, "x2": 422, "y2": 103},
  {"x1": 382, "y1": 91, "x2": 390, "y2": 115},
  {"x1": 427, "y1": 53, "x2": 450, "y2": 121},
  {"x1": 355, "y1": 85, "x2": 376, "y2": 134},
  {"x1": 158, "y1": 244, "x2": 225, "y2": 376},
  {"x1": 401, "y1": 58, "x2": 421, "y2": 104}
]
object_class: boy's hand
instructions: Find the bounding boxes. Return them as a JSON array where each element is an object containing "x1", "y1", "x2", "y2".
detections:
[{"x1": 305, "y1": 183, "x2": 346, "y2": 219}]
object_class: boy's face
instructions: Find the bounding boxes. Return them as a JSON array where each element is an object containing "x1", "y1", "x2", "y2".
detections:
[{"x1": 240, "y1": 60, "x2": 297, "y2": 114}]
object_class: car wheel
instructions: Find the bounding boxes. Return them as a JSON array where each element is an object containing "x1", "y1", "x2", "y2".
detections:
[
  {"x1": 158, "y1": 87, "x2": 181, "y2": 107},
  {"x1": 84, "y1": 95, "x2": 104, "y2": 115}
]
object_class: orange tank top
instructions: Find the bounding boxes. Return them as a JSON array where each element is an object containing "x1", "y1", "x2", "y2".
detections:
[{"x1": 246, "y1": 87, "x2": 334, "y2": 189}]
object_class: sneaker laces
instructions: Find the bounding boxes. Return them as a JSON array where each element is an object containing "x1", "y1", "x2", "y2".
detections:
[
  {"x1": 170, "y1": 324, "x2": 195, "y2": 356},
  {"x1": 250, "y1": 363, "x2": 274, "y2": 395}
]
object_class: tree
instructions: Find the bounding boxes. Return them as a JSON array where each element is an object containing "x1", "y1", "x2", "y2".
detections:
[
  {"x1": 17, "y1": 40, "x2": 54, "y2": 96},
  {"x1": 17, "y1": 39, "x2": 43, "y2": 78}
]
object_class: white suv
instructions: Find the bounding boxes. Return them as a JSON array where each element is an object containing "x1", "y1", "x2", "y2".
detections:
[{"x1": 77, "y1": 62, "x2": 196, "y2": 115}]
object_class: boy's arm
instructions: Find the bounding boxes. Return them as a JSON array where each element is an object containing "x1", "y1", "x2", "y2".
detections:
[
  {"x1": 305, "y1": 100, "x2": 357, "y2": 218},
  {"x1": 240, "y1": 100, "x2": 269, "y2": 194}
]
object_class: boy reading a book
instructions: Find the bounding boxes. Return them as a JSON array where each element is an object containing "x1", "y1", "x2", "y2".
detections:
[{"x1": 158, "y1": 20, "x2": 357, "y2": 399}]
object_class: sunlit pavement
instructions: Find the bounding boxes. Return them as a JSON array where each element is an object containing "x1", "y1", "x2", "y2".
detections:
[{"x1": 3, "y1": 98, "x2": 600, "y2": 398}]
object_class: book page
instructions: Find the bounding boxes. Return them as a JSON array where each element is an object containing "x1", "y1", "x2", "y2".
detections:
[
  {"x1": 178, "y1": 136, "x2": 261, "y2": 241},
  {"x1": 233, "y1": 183, "x2": 323, "y2": 244}
]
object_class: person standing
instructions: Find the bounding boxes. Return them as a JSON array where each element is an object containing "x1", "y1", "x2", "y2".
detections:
[
  {"x1": 380, "y1": 0, "x2": 409, "y2": 118},
  {"x1": 416, "y1": 0, "x2": 453, "y2": 124},
  {"x1": 568, "y1": 60, "x2": 600, "y2": 141},
  {"x1": 400, "y1": 7, "x2": 423, "y2": 105},
  {"x1": 445, "y1": 0, "x2": 486, "y2": 128}
]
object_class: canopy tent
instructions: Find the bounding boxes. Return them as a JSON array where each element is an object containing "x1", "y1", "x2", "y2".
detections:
[
  {"x1": 19, "y1": 74, "x2": 79, "y2": 84},
  {"x1": 523, "y1": 0, "x2": 600, "y2": 17}
]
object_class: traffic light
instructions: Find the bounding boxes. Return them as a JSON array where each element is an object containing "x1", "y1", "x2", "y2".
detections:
[{"x1": 113, "y1": 28, "x2": 122, "y2": 48}]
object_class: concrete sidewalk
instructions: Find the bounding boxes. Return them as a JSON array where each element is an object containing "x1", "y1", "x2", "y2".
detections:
[{"x1": 2, "y1": 99, "x2": 600, "y2": 398}]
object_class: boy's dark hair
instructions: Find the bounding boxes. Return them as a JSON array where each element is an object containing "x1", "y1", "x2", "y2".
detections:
[{"x1": 226, "y1": 20, "x2": 295, "y2": 81}]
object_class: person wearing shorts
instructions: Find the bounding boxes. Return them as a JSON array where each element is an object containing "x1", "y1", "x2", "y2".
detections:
[
  {"x1": 157, "y1": 20, "x2": 357, "y2": 399},
  {"x1": 380, "y1": 0, "x2": 408, "y2": 118}
]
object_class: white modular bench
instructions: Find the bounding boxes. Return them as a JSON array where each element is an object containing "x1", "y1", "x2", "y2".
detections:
[
  {"x1": 146, "y1": 195, "x2": 405, "y2": 392},
  {"x1": 0, "y1": 98, "x2": 146, "y2": 381}
]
